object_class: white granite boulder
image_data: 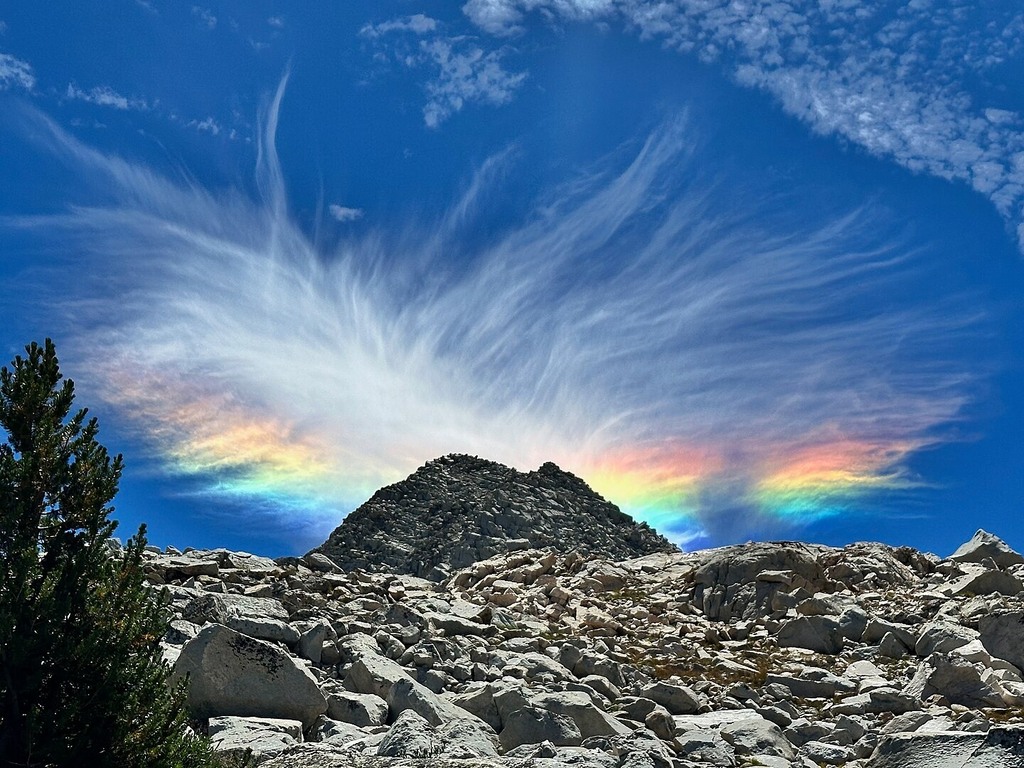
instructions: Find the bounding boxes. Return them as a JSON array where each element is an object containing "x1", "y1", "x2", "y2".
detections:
[{"x1": 173, "y1": 623, "x2": 327, "y2": 727}]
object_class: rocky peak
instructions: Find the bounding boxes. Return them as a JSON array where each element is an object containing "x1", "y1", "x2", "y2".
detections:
[{"x1": 312, "y1": 454, "x2": 676, "y2": 580}]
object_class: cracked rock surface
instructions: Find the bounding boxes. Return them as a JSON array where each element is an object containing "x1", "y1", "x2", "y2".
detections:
[{"x1": 312, "y1": 454, "x2": 676, "y2": 580}]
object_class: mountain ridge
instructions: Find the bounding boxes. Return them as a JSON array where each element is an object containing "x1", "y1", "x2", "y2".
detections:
[{"x1": 312, "y1": 453, "x2": 677, "y2": 580}]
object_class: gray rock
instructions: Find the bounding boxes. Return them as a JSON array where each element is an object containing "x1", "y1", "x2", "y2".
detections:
[
  {"x1": 181, "y1": 593, "x2": 289, "y2": 624},
  {"x1": 777, "y1": 616, "x2": 844, "y2": 654},
  {"x1": 530, "y1": 690, "x2": 633, "y2": 739},
  {"x1": 979, "y1": 611, "x2": 1024, "y2": 671},
  {"x1": 802, "y1": 740, "x2": 853, "y2": 765},
  {"x1": 499, "y1": 706, "x2": 583, "y2": 750},
  {"x1": 172, "y1": 624, "x2": 327, "y2": 727},
  {"x1": 948, "y1": 529, "x2": 1024, "y2": 569},
  {"x1": 720, "y1": 716, "x2": 796, "y2": 759},
  {"x1": 209, "y1": 716, "x2": 301, "y2": 761},
  {"x1": 676, "y1": 729, "x2": 737, "y2": 766},
  {"x1": 324, "y1": 689, "x2": 388, "y2": 726},
  {"x1": 903, "y1": 654, "x2": 1005, "y2": 708},
  {"x1": 644, "y1": 706, "x2": 675, "y2": 740},
  {"x1": 915, "y1": 621, "x2": 978, "y2": 657},
  {"x1": 343, "y1": 644, "x2": 414, "y2": 699},
  {"x1": 309, "y1": 717, "x2": 368, "y2": 746},
  {"x1": 580, "y1": 674, "x2": 620, "y2": 701},
  {"x1": 298, "y1": 622, "x2": 329, "y2": 664},
  {"x1": 832, "y1": 689, "x2": 921, "y2": 715},
  {"x1": 950, "y1": 569, "x2": 1024, "y2": 597},
  {"x1": 765, "y1": 669, "x2": 856, "y2": 699},
  {"x1": 839, "y1": 606, "x2": 869, "y2": 641},
  {"x1": 426, "y1": 611, "x2": 496, "y2": 637},
  {"x1": 864, "y1": 619, "x2": 918, "y2": 648},
  {"x1": 640, "y1": 681, "x2": 702, "y2": 715},
  {"x1": 223, "y1": 616, "x2": 301, "y2": 645},
  {"x1": 879, "y1": 631, "x2": 911, "y2": 659},
  {"x1": 438, "y1": 718, "x2": 501, "y2": 759},
  {"x1": 693, "y1": 542, "x2": 828, "y2": 621},
  {"x1": 450, "y1": 684, "x2": 504, "y2": 731},
  {"x1": 387, "y1": 676, "x2": 496, "y2": 739},
  {"x1": 303, "y1": 552, "x2": 342, "y2": 573},
  {"x1": 868, "y1": 727, "x2": 1024, "y2": 767},
  {"x1": 376, "y1": 709, "x2": 437, "y2": 758}
]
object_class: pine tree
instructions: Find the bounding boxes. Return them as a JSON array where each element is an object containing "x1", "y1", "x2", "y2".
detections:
[{"x1": 0, "y1": 340, "x2": 224, "y2": 767}]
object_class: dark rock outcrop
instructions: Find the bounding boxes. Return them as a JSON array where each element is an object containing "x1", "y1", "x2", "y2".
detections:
[{"x1": 312, "y1": 454, "x2": 676, "y2": 580}]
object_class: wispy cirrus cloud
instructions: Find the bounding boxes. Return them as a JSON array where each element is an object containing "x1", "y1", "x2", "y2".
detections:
[
  {"x1": 361, "y1": 14, "x2": 526, "y2": 127},
  {"x1": 0, "y1": 51, "x2": 34, "y2": 91},
  {"x1": 66, "y1": 83, "x2": 148, "y2": 111},
  {"x1": 7, "y1": 84, "x2": 983, "y2": 547},
  {"x1": 460, "y1": 0, "x2": 1024, "y2": 254}
]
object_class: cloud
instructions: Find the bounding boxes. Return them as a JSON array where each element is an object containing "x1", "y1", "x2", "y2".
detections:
[
  {"x1": 329, "y1": 204, "x2": 364, "y2": 222},
  {"x1": 268, "y1": 16, "x2": 285, "y2": 29},
  {"x1": 8, "y1": 91, "x2": 983, "y2": 547},
  {"x1": 187, "y1": 116, "x2": 221, "y2": 135},
  {"x1": 0, "y1": 52, "x2": 34, "y2": 91},
  {"x1": 461, "y1": 0, "x2": 1024, "y2": 254},
  {"x1": 360, "y1": 14, "x2": 439, "y2": 38},
  {"x1": 191, "y1": 6, "x2": 216, "y2": 30},
  {"x1": 420, "y1": 40, "x2": 527, "y2": 128},
  {"x1": 66, "y1": 83, "x2": 148, "y2": 111},
  {"x1": 362, "y1": 15, "x2": 526, "y2": 127}
]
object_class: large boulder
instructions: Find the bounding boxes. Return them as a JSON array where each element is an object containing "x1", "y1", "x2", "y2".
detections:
[
  {"x1": 499, "y1": 706, "x2": 583, "y2": 750},
  {"x1": 640, "y1": 681, "x2": 703, "y2": 715},
  {"x1": 181, "y1": 593, "x2": 289, "y2": 624},
  {"x1": 777, "y1": 616, "x2": 844, "y2": 654},
  {"x1": 868, "y1": 727, "x2": 1024, "y2": 767},
  {"x1": 949, "y1": 569, "x2": 1024, "y2": 597},
  {"x1": 902, "y1": 654, "x2": 1005, "y2": 709},
  {"x1": 387, "y1": 676, "x2": 494, "y2": 733},
  {"x1": 323, "y1": 688, "x2": 388, "y2": 727},
  {"x1": 173, "y1": 623, "x2": 327, "y2": 727},
  {"x1": 376, "y1": 710, "x2": 436, "y2": 758},
  {"x1": 530, "y1": 690, "x2": 632, "y2": 739},
  {"x1": 209, "y1": 716, "x2": 302, "y2": 762},
  {"x1": 978, "y1": 612, "x2": 1024, "y2": 671},
  {"x1": 720, "y1": 716, "x2": 796, "y2": 760},
  {"x1": 692, "y1": 542, "x2": 827, "y2": 621}
]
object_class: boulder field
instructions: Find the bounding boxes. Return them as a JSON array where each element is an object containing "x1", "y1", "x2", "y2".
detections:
[{"x1": 144, "y1": 527, "x2": 1024, "y2": 767}]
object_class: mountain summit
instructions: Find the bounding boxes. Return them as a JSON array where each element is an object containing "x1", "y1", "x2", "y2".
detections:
[{"x1": 312, "y1": 454, "x2": 676, "y2": 579}]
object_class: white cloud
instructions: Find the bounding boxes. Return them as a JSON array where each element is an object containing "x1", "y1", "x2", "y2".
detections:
[
  {"x1": 268, "y1": 16, "x2": 285, "y2": 28},
  {"x1": 461, "y1": 0, "x2": 1024, "y2": 254},
  {"x1": 360, "y1": 14, "x2": 439, "y2": 38},
  {"x1": 0, "y1": 52, "x2": 34, "y2": 91},
  {"x1": 0, "y1": 21, "x2": 8, "y2": 34},
  {"x1": 13, "y1": 97, "x2": 984, "y2": 545},
  {"x1": 421, "y1": 40, "x2": 527, "y2": 128},
  {"x1": 328, "y1": 204, "x2": 364, "y2": 222},
  {"x1": 66, "y1": 83, "x2": 148, "y2": 111},
  {"x1": 192, "y1": 6, "x2": 216, "y2": 30},
  {"x1": 188, "y1": 116, "x2": 221, "y2": 135},
  {"x1": 364, "y1": 15, "x2": 527, "y2": 127}
]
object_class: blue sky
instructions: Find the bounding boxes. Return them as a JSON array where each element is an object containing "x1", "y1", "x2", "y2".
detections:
[{"x1": 0, "y1": 1, "x2": 1022, "y2": 558}]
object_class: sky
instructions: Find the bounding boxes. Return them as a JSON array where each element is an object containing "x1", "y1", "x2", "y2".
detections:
[{"x1": 0, "y1": 1, "x2": 1022, "y2": 558}]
